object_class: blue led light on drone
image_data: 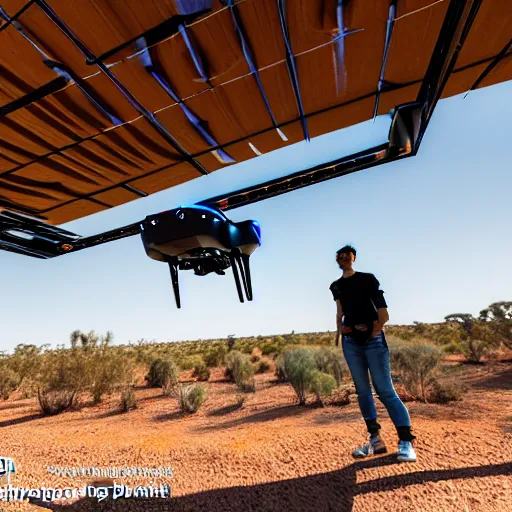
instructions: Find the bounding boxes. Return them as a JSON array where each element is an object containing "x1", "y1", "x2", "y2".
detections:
[
  {"x1": 181, "y1": 204, "x2": 228, "y2": 219},
  {"x1": 250, "y1": 221, "x2": 261, "y2": 241}
]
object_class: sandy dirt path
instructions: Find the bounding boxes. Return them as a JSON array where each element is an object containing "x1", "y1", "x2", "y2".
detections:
[{"x1": 1, "y1": 363, "x2": 511, "y2": 511}]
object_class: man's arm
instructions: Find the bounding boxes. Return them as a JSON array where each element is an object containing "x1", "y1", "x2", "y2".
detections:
[
  {"x1": 335, "y1": 299, "x2": 343, "y2": 346},
  {"x1": 373, "y1": 307, "x2": 389, "y2": 335},
  {"x1": 370, "y1": 275, "x2": 389, "y2": 335}
]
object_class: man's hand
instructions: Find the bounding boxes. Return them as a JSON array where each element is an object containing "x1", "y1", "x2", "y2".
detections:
[{"x1": 372, "y1": 321, "x2": 382, "y2": 336}]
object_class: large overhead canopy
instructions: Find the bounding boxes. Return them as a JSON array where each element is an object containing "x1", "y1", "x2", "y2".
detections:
[{"x1": 0, "y1": 0, "x2": 511, "y2": 228}]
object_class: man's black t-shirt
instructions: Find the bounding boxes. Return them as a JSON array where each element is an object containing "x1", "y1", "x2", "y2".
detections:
[{"x1": 329, "y1": 272, "x2": 387, "y2": 328}]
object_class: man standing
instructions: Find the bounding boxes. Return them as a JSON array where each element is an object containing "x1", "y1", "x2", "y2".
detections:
[{"x1": 330, "y1": 245, "x2": 417, "y2": 462}]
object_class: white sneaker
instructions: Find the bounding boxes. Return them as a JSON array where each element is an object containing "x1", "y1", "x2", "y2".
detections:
[
  {"x1": 397, "y1": 440, "x2": 417, "y2": 462},
  {"x1": 352, "y1": 434, "x2": 387, "y2": 458}
]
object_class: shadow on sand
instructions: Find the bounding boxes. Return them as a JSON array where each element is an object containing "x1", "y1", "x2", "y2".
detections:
[
  {"x1": 26, "y1": 458, "x2": 511, "y2": 511},
  {"x1": 195, "y1": 404, "x2": 312, "y2": 432},
  {"x1": 472, "y1": 367, "x2": 512, "y2": 390},
  {"x1": 0, "y1": 413, "x2": 42, "y2": 428}
]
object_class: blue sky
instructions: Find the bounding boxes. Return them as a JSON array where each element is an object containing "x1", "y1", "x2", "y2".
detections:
[{"x1": 1, "y1": 81, "x2": 511, "y2": 353}]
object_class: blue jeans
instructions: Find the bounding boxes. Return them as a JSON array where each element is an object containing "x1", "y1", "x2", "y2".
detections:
[{"x1": 342, "y1": 331, "x2": 411, "y2": 429}]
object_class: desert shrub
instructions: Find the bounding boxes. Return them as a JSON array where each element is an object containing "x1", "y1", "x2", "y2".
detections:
[
  {"x1": 237, "y1": 378, "x2": 256, "y2": 393},
  {"x1": 280, "y1": 348, "x2": 317, "y2": 405},
  {"x1": 178, "y1": 384, "x2": 206, "y2": 413},
  {"x1": 19, "y1": 379, "x2": 38, "y2": 399},
  {"x1": 9, "y1": 344, "x2": 44, "y2": 389},
  {"x1": 192, "y1": 357, "x2": 210, "y2": 381},
  {"x1": 120, "y1": 387, "x2": 138, "y2": 412},
  {"x1": 391, "y1": 343, "x2": 442, "y2": 402},
  {"x1": 309, "y1": 370, "x2": 337, "y2": 405},
  {"x1": 260, "y1": 342, "x2": 281, "y2": 356},
  {"x1": 203, "y1": 345, "x2": 227, "y2": 367},
  {"x1": 90, "y1": 348, "x2": 135, "y2": 404},
  {"x1": 443, "y1": 341, "x2": 464, "y2": 355},
  {"x1": 274, "y1": 354, "x2": 287, "y2": 382},
  {"x1": 313, "y1": 347, "x2": 344, "y2": 385},
  {"x1": 180, "y1": 356, "x2": 198, "y2": 370},
  {"x1": 145, "y1": 358, "x2": 179, "y2": 395},
  {"x1": 396, "y1": 330, "x2": 415, "y2": 341},
  {"x1": 0, "y1": 360, "x2": 18, "y2": 400},
  {"x1": 36, "y1": 349, "x2": 90, "y2": 414},
  {"x1": 224, "y1": 351, "x2": 256, "y2": 392},
  {"x1": 37, "y1": 389, "x2": 77, "y2": 415},
  {"x1": 238, "y1": 343, "x2": 254, "y2": 355},
  {"x1": 437, "y1": 333, "x2": 458, "y2": 346},
  {"x1": 444, "y1": 314, "x2": 501, "y2": 363},
  {"x1": 427, "y1": 377, "x2": 467, "y2": 403},
  {"x1": 256, "y1": 360, "x2": 271, "y2": 374},
  {"x1": 460, "y1": 334, "x2": 494, "y2": 363}
]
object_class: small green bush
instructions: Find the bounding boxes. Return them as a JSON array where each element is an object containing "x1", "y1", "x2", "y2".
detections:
[
  {"x1": 37, "y1": 389, "x2": 77, "y2": 416},
  {"x1": 281, "y1": 348, "x2": 316, "y2": 405},
  {"x1": 36, "y1": 349, "x2": 90, "y2": 414},
  {"x1": 145, "y1": 358, "x2": 179, "y2": 395},
  {"x1": 391, "y1": 343, "x2": 442, "y2": 402},
  {"x1": 427, "y1": 378, "x2": 467, "y2": 403},
  {"x1": 90, "y1": 349, "x2": 134, "y2": 404},
  {"x1": 120, "y1": 387, "x2": 138, "y2": 412},
  {"x1": 203, "y1": 345, "x2": 227, "y2": 367},
  {"x1": 309, "y1": 370, "x2": 337, "y2": 405},
  {"x1": 0, "y1": 361, "x2": 18, "y2": 400},
  {"x1": 192, "y1": 358, "x2": 210, "y2": 381},
  {"x1": 178, "y1": 384, "x2": 206, "y2": 413},
  {"x1": 274, "y1": 354, "x2": 287, "y2": 382},
  {"x1": 260, "y1": 342, "x2": 281, "y2": 356},
  {"x1": 313, "y1": 347, "x2": 344, "y2": 385},
  {"x1": 224, "y1": 351, "x2": 256, "y2": 392},
  {"x1": 443, "y1": 341, "x2": 464, "y2": 355}
]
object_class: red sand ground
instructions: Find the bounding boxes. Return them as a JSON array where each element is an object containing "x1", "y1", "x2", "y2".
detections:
[{"x1": 1, "y1": 361, "x2": 511, "y2": 511}]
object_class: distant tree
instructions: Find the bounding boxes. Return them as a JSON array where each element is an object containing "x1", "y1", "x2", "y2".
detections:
[
  {"x1": 479, "y1": 301, "x2": 512, "y2": 349},
  {"x1": 70, "y1": 330, "x2": 81, "y2": 349},
  {"x1": 413, "y1": 321, "x2": 426, "y2": 335},
  {"x1": 444, "y1": 313, "x2": 499, "y2": 363},
  {"x1": 10, "y1": 344, "x2": 43, "y2": 388},
  {"x1": 70, "y1": 330, "x2": 113, "y2": 350}
]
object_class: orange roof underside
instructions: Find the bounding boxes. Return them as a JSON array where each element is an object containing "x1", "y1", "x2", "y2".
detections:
[{"x1": 0, "y1": 0, "x2": 510, "y2": 224}]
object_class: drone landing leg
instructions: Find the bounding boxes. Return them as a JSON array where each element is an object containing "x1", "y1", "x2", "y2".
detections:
[
  {"x1": 229, "y1": 253, "x2": 244, "y2": 303},
  {"x1": 231, "y1": 251, "x2": 253, "y2": 302},
  {"x1": 240, "y1": 254, "x2": 253, "y2": 301},
  {"x1": 168, "y1": 260, "x2": 181, "y2": 308}
]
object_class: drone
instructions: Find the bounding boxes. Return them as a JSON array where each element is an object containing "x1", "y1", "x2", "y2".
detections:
[{"x1": 141, "y1": 205, "x2": 261, "y2": 308}]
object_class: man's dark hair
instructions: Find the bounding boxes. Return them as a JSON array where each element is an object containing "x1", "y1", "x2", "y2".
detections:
[{"x1": 336, "y1": 245, "x2": 357, "y2": 258}]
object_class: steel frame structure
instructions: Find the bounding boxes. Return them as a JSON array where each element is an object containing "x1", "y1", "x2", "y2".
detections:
[{"x1": 0, "y1": 0, "x2": 496, "y2": 260}]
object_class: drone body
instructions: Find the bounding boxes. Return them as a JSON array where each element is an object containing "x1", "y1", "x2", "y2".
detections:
[{"x1": 140, "y1": 205, "x2": 261, "y2": 308}]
